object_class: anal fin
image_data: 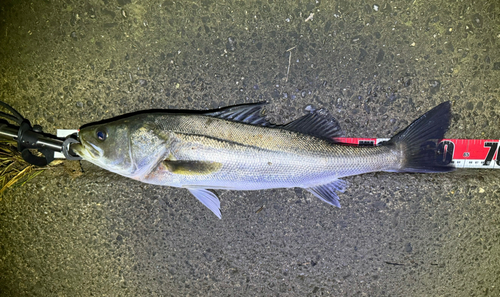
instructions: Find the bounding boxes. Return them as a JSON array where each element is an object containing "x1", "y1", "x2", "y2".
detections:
[
  {"x1": 306, "y1": 179, "x2": 349, "y2": 208},
  {"x1": 187, "y1": 188, "x2": 222, "y2": 219}
]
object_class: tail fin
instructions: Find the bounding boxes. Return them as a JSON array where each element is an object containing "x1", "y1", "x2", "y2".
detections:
[{"x1": 386, "y1": 101, "x2": 454, "y2": 173}]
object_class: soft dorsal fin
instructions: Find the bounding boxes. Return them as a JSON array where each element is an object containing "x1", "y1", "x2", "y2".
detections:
[
  {"x1": 203, "y1": 102, "x2": 273, "y2": 126},
  {"x1": 284, "y1": 109, "x2": 344, "y2": 140}
]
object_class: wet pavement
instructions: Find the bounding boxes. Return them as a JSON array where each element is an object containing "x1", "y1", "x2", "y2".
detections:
[{"x1": 0, "y1": 0, "x2": 499, "y2": 296}]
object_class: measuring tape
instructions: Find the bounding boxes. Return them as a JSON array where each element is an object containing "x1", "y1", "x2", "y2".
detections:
[
  {"x1": 57, "y1": 129, "x2": 498, "y2": 169},
  {"x1": 336, "y1": 138, "x2": 500, "y2": 169}
]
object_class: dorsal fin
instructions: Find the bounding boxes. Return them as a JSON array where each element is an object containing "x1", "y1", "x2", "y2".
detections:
[
  {"x1": 204, "y1": 102, "x2": 344, "y2": 140},
  {"x1": 203, "y1": 102, "x2": 273, "y2": 126},
  {"x1": 284, "y1": 109, "x2": 344, "y2": 140}
]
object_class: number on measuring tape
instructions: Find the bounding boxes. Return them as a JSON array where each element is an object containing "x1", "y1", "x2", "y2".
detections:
[
  {"x1": 437, "y1": 140, "x2": 454, "y2": 165},
  {"x1": 483, "y1": 142, "x2": 499, "y2": 166}
]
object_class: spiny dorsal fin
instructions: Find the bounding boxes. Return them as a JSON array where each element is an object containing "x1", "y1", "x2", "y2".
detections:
[
  {"x1": 203, "y1": 102, "x2": 273, "y2": 126},
  {"x1": 284, "y1": 109, "x2": 344, "y2": 140}
]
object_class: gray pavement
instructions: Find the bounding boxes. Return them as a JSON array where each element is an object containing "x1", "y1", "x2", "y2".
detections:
[{"x1": 0, "y1": 0, "x2": 499, "y2": 296}]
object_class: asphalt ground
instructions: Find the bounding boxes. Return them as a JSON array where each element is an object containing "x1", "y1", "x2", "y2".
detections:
[{"x1": 0, "y1": 0, "x2": 499, "y2": 296}]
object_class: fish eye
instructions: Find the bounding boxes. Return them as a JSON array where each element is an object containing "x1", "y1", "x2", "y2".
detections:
[{"x1": 96, "y1": 130, "x2": 107, "y2": 141}]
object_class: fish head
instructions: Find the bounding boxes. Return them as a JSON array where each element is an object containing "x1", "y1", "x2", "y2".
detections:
[{"x1": 71, "y1": 120, "x2": 135, "y2": 176}]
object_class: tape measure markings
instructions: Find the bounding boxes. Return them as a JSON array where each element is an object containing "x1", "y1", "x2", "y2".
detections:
[{"x1": 334, "y1": 138, "x2": 500, "y2": 169}]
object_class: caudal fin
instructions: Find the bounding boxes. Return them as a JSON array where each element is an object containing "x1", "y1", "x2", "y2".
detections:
[{"x1": 386, "y1": 101, "x2": 454, "y2": 173}]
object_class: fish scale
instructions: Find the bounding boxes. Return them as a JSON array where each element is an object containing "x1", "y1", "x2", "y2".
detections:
[{"x1": 164, "y1": 123, "x2": 400, "y2": 188}]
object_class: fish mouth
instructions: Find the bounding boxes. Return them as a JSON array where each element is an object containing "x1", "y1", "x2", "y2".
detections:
[
  {"x1": 71, "y1": 136, "x2": 102, "y2": 160},
  {"x1": 70, "y1": 142, "x2": 84, "y2": 157}
]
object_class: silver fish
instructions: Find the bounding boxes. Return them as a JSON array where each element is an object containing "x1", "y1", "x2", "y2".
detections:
[{"x1": 71, "y1": 102, "x2": 453, "y2": 218}]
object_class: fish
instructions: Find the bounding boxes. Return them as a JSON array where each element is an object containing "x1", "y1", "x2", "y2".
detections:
[{"x1": 71, "y1": 101, "x2": 453, "y2": 218}]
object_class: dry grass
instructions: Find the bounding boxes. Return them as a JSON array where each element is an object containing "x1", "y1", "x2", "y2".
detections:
[{"x1": 0, "y1": 140, "x2": 45, "y2": 199}]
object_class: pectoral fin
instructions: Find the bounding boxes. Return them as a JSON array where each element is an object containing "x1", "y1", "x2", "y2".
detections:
[
  {"x1": 306, "y1": 179, "x2": 349, "y2": 208},
  {"x1": 163, "y1": 160, "x2": 222, "y2": 175},
  {"x1": 187, "y1": 188, "x2": 222, "y2": 219}
]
